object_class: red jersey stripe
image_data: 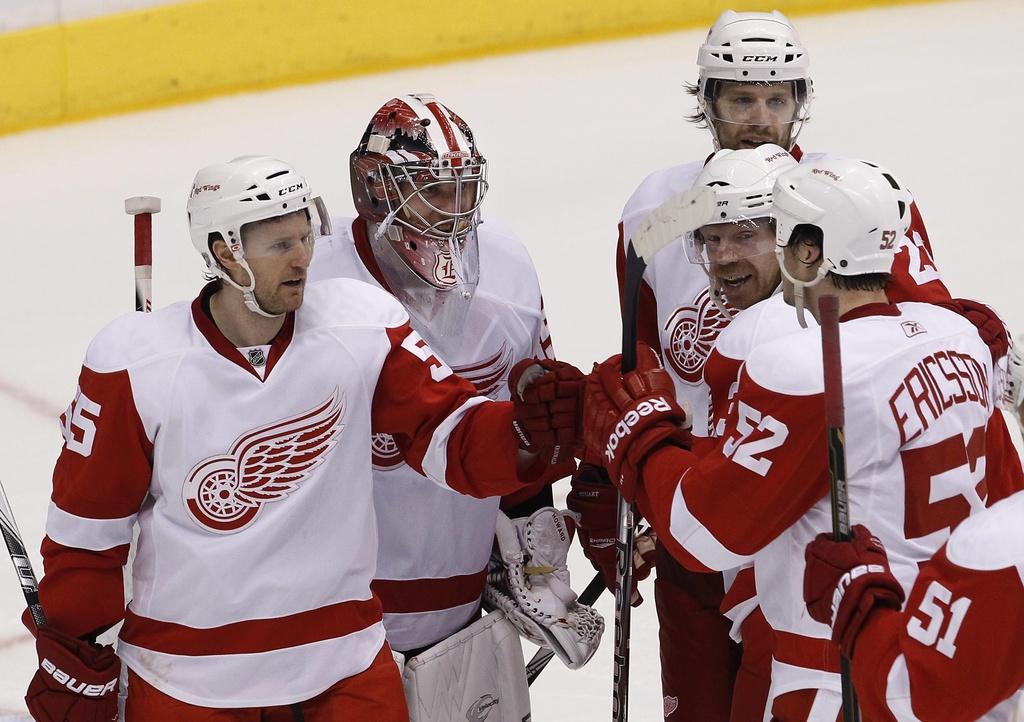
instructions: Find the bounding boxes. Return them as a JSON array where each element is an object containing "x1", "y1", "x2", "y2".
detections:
[
  {"x1": 121, "y1": 596, "x2": 383, "y2": 656},
  {"x1": 372, "y1": 569, "x2": 487, "y2": 614}
]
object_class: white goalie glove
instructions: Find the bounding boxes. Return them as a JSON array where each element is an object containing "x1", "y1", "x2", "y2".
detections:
[{"x1": 484, "y1": 507, "x2": 604, "y2": 670}]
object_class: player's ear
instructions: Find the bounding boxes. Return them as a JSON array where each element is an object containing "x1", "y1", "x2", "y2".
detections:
[
  {"x1": 210, "y1": 233, "x2": 237, "y2": 271},
  {"x1": 796, "y1": 239, "x2": 821, "y2": 267}
]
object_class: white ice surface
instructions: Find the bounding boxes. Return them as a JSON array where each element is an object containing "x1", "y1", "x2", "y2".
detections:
[{"x1": 1, "y1": 1, "x2": 1022, "y2": 719}]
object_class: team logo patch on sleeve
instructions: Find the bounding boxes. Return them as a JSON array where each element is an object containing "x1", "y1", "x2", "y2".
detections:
[
  {"x1": 182, "y1": 390, "x2": 346, "y2": 533},
  {"x1": 371, "y1": 432, "x2": 405, "y2": 470}
]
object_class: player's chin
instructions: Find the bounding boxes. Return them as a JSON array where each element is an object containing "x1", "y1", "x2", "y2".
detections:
[{"x1": 275, "y1": 280, "x2": 306, "y2": 310}]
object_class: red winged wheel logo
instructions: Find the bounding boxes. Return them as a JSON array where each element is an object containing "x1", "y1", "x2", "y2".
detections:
[
  {"x1": 663, "y1": 287, "x2": 731, "y2": 384},
  {"x1": 183, "y1": 390, "x2": 346, "y2": 533}
]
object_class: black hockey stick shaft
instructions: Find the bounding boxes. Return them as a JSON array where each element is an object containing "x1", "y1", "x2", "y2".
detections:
[
  {"x1": 818, "y1": 295, "x2": 860, "y2": 722},
  {"x1": 0, "y1": 481, "x2": 46, "y2": 629},
  {"x1": 609, "y1": 243, "x2": 647, "y2": 721}
]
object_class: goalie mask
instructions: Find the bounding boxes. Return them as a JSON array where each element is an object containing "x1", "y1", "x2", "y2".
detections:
[
  {"x1": 696, "y1": 11, "x2": 813, "y2": 151},
  {"x1": 351, "y1": 94, "x2": 488, "y2": 337},
  {"x1": 684, "y1": 144, "x2": 798, "y2": 314}
]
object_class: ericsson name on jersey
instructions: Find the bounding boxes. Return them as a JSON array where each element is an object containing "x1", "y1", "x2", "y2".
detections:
[{"x1": 639, "y1": 301, "x2": 1003, "y2": 705}]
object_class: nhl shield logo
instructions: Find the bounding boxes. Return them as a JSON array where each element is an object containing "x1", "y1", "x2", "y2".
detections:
[
  {"x1": 663, "y1": 287, "x2": 731, "y2": 384},
  {"x1": 246, "y1": 347, "x2": 266, "y2": 367},
  {"x1": 182, "y1": 390, "x2": 345, "y2": 533}
]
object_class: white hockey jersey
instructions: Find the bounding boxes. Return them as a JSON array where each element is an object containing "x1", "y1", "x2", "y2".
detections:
[
  {"x1": 616, "y1": 145, "x2": 949, "y2": 438},
  {"x1": 638, "y1": 302, "x2": 1000, "y2": 701},
  {"x1": 39, "y1": 279, "x2": 544, "y2": 707},
  {"x1": 308, "y1": 217, "x2": 560, "y2": 652}
]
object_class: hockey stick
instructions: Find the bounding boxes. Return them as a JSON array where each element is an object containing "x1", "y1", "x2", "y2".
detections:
[
  {"x1": 125, "y1": 196, "x2": 161, "y2": 313},
  {"x1": 0, "y1": 481, "x2": 46, "y2": 630},
  {"x1": 613, "y1": 186, "x2": 715, "y2": 721},
  {"x1": 817, "y1": 294, "x2": 861, "y2": 722}
]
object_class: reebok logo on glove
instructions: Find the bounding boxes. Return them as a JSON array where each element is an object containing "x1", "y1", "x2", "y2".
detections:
[
  {"x1": 605, "y1": 397, "x2": 674, "y2": 463},
  {"x1": 830, "y1": 563, "x2": 886, "y2": 625},
  {"x1": 39, "y1": 658, "x2": 117, "y2": 697}
]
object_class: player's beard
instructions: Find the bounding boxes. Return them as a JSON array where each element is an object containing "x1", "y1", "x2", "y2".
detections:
[{"x1": 255, "y1": 277, "x2": 306, "y2": 315}]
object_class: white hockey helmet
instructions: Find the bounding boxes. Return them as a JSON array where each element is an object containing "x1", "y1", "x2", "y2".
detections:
[
  {"x1": 696, "y1": 11, "x2": 813, "y2": 149},
  {"x1": 773, "y1": 158, "x2": 913, "y2": 324},
  {"x1": 685, "y1": 145, "x2": 798, "y2": 315},
  {"x1": 187, "y1": 156, "x2": 331, "y2": 317}
]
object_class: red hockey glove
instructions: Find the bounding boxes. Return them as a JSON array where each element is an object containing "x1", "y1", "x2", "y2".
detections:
[
  {"x1": 566, "y1": 464, "x2": 656, "y2": 606},
  {"x1": 509, "y1": 358, "x2": 585, "y2": 465},
  {"x1": 580, "y1": 346, "x2": 691, "y2": 500},
  {"x1": 803, "y1": 525, "x2": 906, "y2": 657},
  {"x1": 938, "y1": 297, "x2": 1009, "y2": 360},
  {"x1": 26, "y1": 627, "x2": 120, "y2": 722}
]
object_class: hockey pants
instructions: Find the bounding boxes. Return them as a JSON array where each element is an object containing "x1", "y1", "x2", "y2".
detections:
[{"x1": 655, "y1": 541, "x2": 740, "y2": 722}]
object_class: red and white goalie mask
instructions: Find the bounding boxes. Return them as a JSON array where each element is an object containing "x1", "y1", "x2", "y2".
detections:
[{"x1": 350, "y1": 94, "x2": 488, "y2": 337}]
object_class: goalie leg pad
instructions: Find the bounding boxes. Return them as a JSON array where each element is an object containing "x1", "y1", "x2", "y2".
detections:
[{"x1": 403, "y1": 611, "x2": 531, "y2": 722}]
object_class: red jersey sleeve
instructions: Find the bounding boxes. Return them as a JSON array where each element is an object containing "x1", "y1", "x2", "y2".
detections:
[
  {"x1": 372, "y1": 323, "x2": 547, "y2": 499},
  {"x1": 886, "y1": 201, "x2": 952, "y2": 305},
  {"x1": 638, "y1": 366, "x2": 829, "y2": 572},
  {"x1": 853, "y1": 547, "x2": 1024, "y2": 722},
  {"x1": 37, "y1": 365, "x2": 153, "y2": 638},
  {"x1": 616, "y1": 222, "x2": 661, "y2": 354},
  {"x1": 984, "y1": 411, "x2": 1024, "y2": 504}
]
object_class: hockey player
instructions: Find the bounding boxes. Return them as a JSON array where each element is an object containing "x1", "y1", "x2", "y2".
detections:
[
  {"x1": 308, "y1": 94, "x2": 602, "y2": 720},
  {"x1": 579, "y1": 158, "x2": 1004, "y2": 721},
  {"x1": 803, "y1": 492, "x2": 1024, "y2": 721},
  {"x1": 570, "y1": 11, "x2": 1006, "y2": 722},
  {"x1": 23, "y1": 156, "x2": 582, "y2": 721}
]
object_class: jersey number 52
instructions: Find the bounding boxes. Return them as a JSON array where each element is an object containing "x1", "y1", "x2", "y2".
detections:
[{"x1": 722, "y1": 401, "x2": 789, "y2": 476}]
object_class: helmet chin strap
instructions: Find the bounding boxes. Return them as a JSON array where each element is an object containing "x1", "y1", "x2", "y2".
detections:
[
  {"x1": 217, "y1": 253, "x2": 282, "y2": 320},
  {"x1": 775, "y1": 247, "x2": 830, "y2": 328}
]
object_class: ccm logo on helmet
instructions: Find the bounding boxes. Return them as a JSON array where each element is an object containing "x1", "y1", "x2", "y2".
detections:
[
  {"x1": 39, "y1": 658, "x2": 117, "y2": 697},
  {"x1": 278, "y1": 182, "x2": 305, "y2": 196},
  {"x1": 605, "y1": 397, "x2": 674, "y2": 463},
  {"x1": 742, "y1": 55, "x2": 779, "y2": 62}
]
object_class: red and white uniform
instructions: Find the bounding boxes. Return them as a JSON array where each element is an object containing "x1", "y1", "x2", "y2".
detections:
[
  {"x1": 40, "y1": 278, "x2": 541, "y2": 708},
  {"x1": 852, "y1": 491, "x2": 1024, "y2": 722},
  {"x1": 616, "y1": 146, "x2": 949, "y2": 722},
  {"x1": 638, "y1": 302, "x2": 1005, "y2": 717},
  {"x1": 617, "y1": 146, "x2": 948, "y2": 435},
  {"x1": 308, "y1": 217, "x2": 562, "y2": 652}
]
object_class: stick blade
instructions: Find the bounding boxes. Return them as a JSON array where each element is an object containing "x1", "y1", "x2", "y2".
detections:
[{"x1": 630, "y1": 185, "x2": 715, "y2": 263}]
